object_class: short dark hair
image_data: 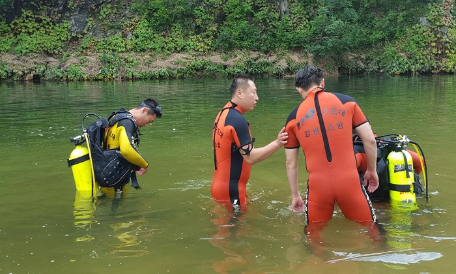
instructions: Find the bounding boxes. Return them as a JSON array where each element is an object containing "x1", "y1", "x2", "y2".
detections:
[
  {"x1": 137, "y1": 98, "x2": 162, "y2": 117},
  {"x1": 230, "y1": 73, "x2": 254, "y2": 97},
  {"x1": 295, "y1": 66, "x2": 323, "y2": 90}
]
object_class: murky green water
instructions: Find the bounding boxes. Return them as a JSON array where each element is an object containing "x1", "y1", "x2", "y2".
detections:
[{"x1": 0, "y1": 75, "x2": 455, "y2": 273}]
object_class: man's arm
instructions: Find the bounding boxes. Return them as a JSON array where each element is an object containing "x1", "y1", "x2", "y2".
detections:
[
  {"x1": 117, "y1": 125, "x2": 149, "y2": 168},
  {"x1": 241, "y1": 127, "x2": 288, "y2": 165},
  {"x1": 285, "y1": 148, "x2": 304, "y2": 212},
  {"x1": 355, "y1": 122, "x2": 378, "y2": 193}
]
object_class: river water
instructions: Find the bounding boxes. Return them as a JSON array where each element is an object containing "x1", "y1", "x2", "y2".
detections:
[{"x1": 0, "y1": 75, "x2": 455, "y2": 273}]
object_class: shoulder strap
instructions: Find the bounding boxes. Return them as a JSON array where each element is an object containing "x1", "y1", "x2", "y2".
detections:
[
  {"x1": 108, "y1": 108, "x2": 135, "y2": 127},
  {"x1": 103, "y1": 109, "x2": 137, "y2": 149}
]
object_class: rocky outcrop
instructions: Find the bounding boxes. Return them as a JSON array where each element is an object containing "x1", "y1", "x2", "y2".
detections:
[{"x1": 3, "y1": 0, "x2": 119, "y2": 36}]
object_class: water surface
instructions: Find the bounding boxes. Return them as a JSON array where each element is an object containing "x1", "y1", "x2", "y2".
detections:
[{"x1": 0, "y1": 75, "x2": 455, "y2": 273}]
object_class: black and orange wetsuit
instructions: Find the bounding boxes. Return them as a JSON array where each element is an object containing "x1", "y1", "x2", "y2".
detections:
[
  {"x1": 212, "y1": 101, "x2": 254, "y2": 206},
  {"x1": 284, "y1": 87, "x2": 376, "y2": 224},
  {"x1": 105, "y1": 109, "x2": 148, "y2": 187}
]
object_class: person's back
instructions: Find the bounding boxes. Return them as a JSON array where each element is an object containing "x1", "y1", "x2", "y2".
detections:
[
  {"x1": 284, "y1": 66, "x2": 381, "y2": 249},
  {"x1": 291, "y1": 89, "x2": 363, "y2": 176}
]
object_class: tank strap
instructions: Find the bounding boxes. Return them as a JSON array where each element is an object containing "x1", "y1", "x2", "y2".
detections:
[
  {"x1": 108, "y1": 109, "x2": 135, "y2": 127},
  {"x1": 401, "y1": 150, "x2": 412, "y2": 178},
  {"x1": 67, "y1": 154, "x2": 90, "y2": 167},
  {"x1": 389, "y1": 183, "x2": 411, "y2": 192},
  {"x1": 130, "y1": 172, "x2": 140, "y2": 189}
]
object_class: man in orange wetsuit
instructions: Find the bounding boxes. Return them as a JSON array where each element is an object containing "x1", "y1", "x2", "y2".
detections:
[
  {"x1": 284, "y1": 66, "x2": 382, "y2": 245},
  {"x1": 211, "y1": 74, "x2": 288, "y2": 209}
]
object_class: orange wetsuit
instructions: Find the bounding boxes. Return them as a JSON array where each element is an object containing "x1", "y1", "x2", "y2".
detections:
[
  {"x1": 284, "y1": 88, "x2": 376, "y2": 224},
  {"x1": 212, "y1": 101, "x2": 254, "y2": 206}
]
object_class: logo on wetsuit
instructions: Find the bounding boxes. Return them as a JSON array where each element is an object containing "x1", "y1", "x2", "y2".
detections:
[{"x1": 296, "y1": 107, "x2": 346, "y2": 137}]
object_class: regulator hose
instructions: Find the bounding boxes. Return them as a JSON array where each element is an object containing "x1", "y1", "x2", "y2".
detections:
[
  {"x1": 410, "y1": 141, "x2": 429, "y2": 201},
  {"x1": 81, "y1": 113, "x2": 101, "y2": 132}
]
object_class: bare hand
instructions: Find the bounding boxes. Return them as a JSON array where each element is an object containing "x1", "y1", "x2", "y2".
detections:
[
  {"x1": 291, "y1": 197, "x2": 304, "y2": 213},
  {"x1": 137, "y1": 167, "x2": 148, "y2": 175},
  {"x1": 276, "y1": 127, "x2": 288, "y2": 147},
  {"x1": 364, "y1": 170, "x2": 379, "y2": 193}
]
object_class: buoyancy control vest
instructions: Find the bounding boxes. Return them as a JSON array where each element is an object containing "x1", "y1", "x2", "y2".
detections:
[{"x1": 88, "y1": 109, "x2": 141, "y2": 189}]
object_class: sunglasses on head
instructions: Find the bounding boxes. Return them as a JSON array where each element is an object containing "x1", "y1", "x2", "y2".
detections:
[{"x1": 140, "y1": 102, "x2": 162, "y2": 118}]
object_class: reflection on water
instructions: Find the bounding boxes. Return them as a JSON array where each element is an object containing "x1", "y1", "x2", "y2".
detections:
[
  {"x1": 109, "y1": 217, "x2": 153, "y2": 258},
  {"x1": 331, "y1": 250, "x2": 443, "y2": 264},
  {"x1": 73, "y1": 192, "x2": 97, "y2": 231},
  {"x1": 1, "y1": 77, "x2": 455, "y2": 273},
  {"x1": 206, "y1": 205, "x2": 253, "y2": 273},
  {"x1": 72, "y1": 186, "x2": 159, "y2": 258}
]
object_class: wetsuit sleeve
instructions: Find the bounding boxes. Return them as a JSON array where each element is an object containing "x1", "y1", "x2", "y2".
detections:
[
  {"x1": 284, "y1": 107, "x2": 300, "y2": 149},
  {"x1": 117, "y1": 119, "x2": 149, "y2": 168},
  {"x1": 352, "y1": 103, "x2": 368, "y2": 128},
  {"x1": 333, "y1": 93, "x2": 368, "y2": 128},
  {"x1": 226, "y1": 112, "x2": 253, "y2": 153}
]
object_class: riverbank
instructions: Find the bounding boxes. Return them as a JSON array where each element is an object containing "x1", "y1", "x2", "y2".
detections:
[{"x1": 0, "y1": 50, "x2": 312, "y2": 81}]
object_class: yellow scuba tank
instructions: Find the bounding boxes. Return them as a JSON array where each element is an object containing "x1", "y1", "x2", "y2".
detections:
[
  {"x1": 387, "y1": 149, "x2": 417, "y2": 209},
  {"x1": 68, "y1": 144, "x2": 93, "y2": 195}
]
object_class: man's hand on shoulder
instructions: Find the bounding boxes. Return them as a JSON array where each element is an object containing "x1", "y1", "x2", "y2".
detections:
[{"x1": 276, "y1": 127, "x2": 288, "y2": 147}]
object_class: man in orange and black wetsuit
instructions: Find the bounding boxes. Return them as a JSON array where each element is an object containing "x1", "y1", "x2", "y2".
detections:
[
  {"x1": 284, "y1": 66, "x2": 382, "y2": 246},
  {"x1": 104, "y1": 98, "x2": 162, "y2": 190},
  {"x1": 212, "y1": 74, "x2": 288, "y2": 209}
]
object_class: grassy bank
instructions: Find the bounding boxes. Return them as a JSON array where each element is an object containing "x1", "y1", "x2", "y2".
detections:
[{"x1": 0, "y1": 50, "x2": 309, "y2": 81}]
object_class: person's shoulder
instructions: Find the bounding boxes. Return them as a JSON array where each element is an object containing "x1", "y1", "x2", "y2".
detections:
[
  {"x1": 117, "y1": 116, "x2": 136, "y2": 128},
  {"x1": 225, "y1": 108, "x2": 248, "y2": 126},
  {"x1": 285, "y1": 105, "x2": 300, "y2": 125},
  {"x1": 328, "y1": 92, "x2": 357, "y2": 104},
  {"x1": 225, "y1": 107, "x2": 244, "y2": 118},
  {"x1": 288, "y1": 105, "x2": 300, "y2": 117}
]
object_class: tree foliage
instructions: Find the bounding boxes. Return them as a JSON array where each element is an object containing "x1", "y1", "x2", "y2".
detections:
[{"x1": 0, "y1": 0, "x2": 454, "y2": 75}]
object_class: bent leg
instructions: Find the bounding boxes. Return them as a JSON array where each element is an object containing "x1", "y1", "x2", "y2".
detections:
[
  {"x1": 336, "y1": 175, "x2": 385, "y2": 244},
  {"x1": 306, "y1": 182, "x2": 336, "y2": 223}
]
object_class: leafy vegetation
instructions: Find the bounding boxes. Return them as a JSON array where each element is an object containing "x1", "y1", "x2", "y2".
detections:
[
  {"x1": 0, "y1": 0, "x2": 455, "y2": 80},
  {"x1": 7, "y1": 9, "x2": 70, "y2": 55}
]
